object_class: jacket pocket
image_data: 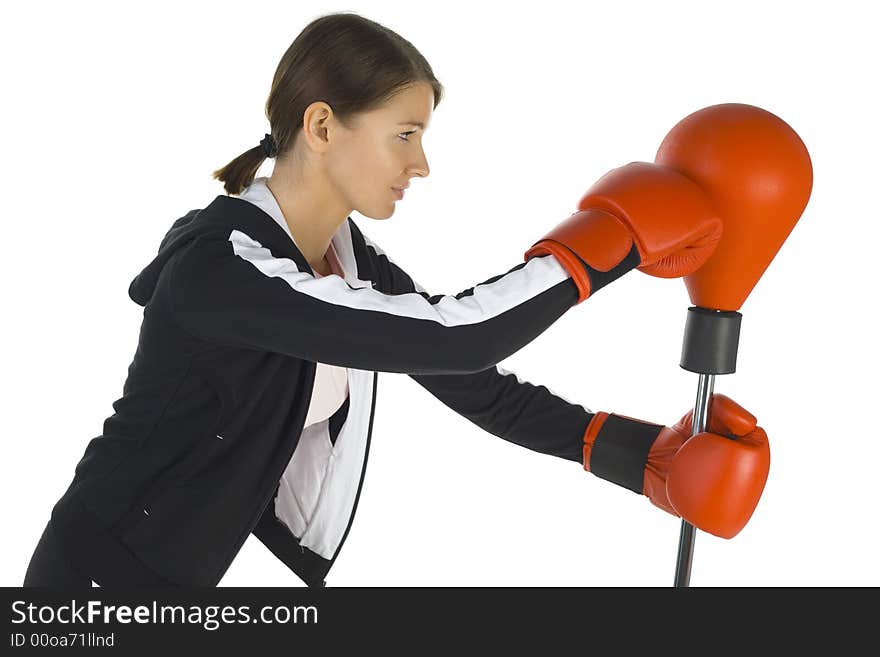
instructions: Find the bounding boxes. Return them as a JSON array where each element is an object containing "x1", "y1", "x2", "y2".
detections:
[{"x1": 113, "y1": 363, "x2": 228, "y2": 536}]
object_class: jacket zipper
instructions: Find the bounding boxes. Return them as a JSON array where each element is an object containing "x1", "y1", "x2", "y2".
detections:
[{"x1": 325, "y1": 370, "x2": 378, "y2": 574}]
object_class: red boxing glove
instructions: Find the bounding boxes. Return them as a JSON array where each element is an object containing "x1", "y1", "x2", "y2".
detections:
[
  {"x1": 524, "y1": 162, "x2": 723, "y2": 303},
  {"x1": 582, "y1": 393, "x2": 770, "y2": 539}
]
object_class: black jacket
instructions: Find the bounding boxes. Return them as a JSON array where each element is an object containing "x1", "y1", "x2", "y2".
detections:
[{"x1": 49, "y1": 192, "x2": 609, "y2": 587}]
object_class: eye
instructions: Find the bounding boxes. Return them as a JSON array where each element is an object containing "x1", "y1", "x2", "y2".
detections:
[{"x1": 398, "y1": 130, "x2": 417, "y2": 142}]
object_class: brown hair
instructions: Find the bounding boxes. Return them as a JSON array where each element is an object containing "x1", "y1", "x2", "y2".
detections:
[{"x1": 212, "y1": 12, "x2": 444, "y2": 196}]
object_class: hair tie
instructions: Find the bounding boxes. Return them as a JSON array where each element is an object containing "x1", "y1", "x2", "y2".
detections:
[{"x1": 259, "y1": 133, "x2": 277, "y2": 159}]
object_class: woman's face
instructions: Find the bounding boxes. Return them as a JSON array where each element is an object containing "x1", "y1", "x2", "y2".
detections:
[{"x1": 322, "y1": 81, "x2": 433, "y2": 219}]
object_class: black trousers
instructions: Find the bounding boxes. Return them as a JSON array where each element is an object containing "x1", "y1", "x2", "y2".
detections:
[{"x1": 23, "y1": 519, "x2": 93, "y2": 587}]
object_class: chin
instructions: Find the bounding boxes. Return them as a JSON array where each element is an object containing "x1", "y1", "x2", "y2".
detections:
[{"x1": 361, "y1": 204, "x2": 395, "y2": 220}]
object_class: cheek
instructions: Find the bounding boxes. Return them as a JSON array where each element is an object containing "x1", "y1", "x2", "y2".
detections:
[
  {"x1": 331, "y1": 140, "x2": 397, "y2": 196},
  {"x1": 364, "y1": 156, "x2": 401, "y2": 203}
]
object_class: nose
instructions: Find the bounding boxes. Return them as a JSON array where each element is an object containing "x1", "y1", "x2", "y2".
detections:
[{"x1": 409, "y1": 148, "x2": 430, "y2": 179}]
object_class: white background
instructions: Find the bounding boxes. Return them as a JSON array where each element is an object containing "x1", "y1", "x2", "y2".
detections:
[{"x1": 2, "y1": 0, "x2": 877, "y2": 587}]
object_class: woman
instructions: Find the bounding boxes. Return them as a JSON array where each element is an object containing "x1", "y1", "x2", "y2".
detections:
[{"x1": 23, "y1": 12, "x2": 768, "y2": 588}]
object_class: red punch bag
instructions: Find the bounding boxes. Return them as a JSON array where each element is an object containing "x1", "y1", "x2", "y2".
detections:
[
  {"x1": 654, "y1": 104, "x2": 812, "y2": 585},
  {"x1": 656, "y1": 103, "x2": 813, "y2": 312}
]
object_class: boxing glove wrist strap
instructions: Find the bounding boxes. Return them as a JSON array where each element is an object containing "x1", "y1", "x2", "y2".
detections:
[
  {"x1": 525, "y1": 208, "x2": 643, "y2": 302},
  {"x1": 583, "y1": 412, "x2": 665, "y2": 493}
]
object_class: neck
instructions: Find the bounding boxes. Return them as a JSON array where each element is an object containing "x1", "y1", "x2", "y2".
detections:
[{"x1": 265, "y1": 165, "x2": 349, "y2": 272}]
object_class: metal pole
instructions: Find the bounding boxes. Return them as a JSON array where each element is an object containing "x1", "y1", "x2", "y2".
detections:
[{"x1": 673, "y1": 372, "x2": 715, "y2": 587}]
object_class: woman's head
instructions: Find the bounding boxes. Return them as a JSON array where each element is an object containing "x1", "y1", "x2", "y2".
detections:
[{"x1": 213, "y1": 12, "x2": 443, "y2": 219}]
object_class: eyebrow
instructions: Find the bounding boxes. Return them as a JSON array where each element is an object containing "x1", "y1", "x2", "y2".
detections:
[{"x1": 398, "y1": 121, "x2": 425, "y2": 129}]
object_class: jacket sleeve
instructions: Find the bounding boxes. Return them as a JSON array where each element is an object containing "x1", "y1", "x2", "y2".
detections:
[
  {"x1": 166, "y1": 227, "x2": 581, "y2": 375},
  {"x1": 411, "y1": 364, "x2": 593, "y2": 464},
  {"x1": 360, "y1": 229, "x2": 594, "y2": 464}
]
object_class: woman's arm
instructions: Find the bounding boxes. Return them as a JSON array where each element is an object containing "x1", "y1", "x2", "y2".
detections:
[
  {"x1": 166, "y1": 227, "x2": 585, "y2": 375},
  {"x1": 410, "y1": 364, "x2": 591, "y2": 463}
]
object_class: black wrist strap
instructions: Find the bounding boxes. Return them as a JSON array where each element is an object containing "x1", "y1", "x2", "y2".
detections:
[{"x1": 589, "y1": 414, "x2": 665, "y2": 494}]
